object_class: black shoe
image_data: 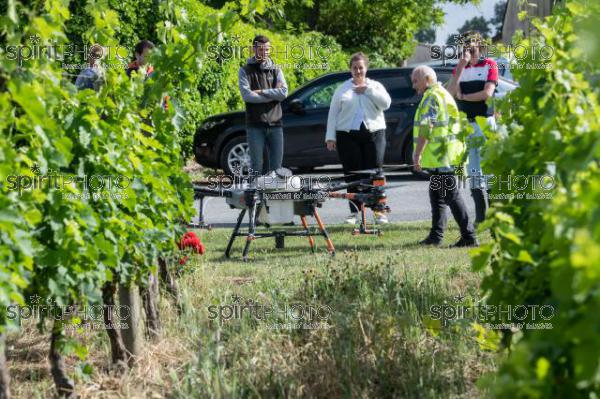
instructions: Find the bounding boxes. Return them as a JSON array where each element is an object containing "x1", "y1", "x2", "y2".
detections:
[
  {"x1": 451, "y1": 237, "x2": 480, "y2": 248},
  {"x1": 419, "y1": 237, "x2": 441, "y2": 246}
]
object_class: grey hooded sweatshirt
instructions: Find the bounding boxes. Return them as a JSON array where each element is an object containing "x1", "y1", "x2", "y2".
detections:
[{"x1": 238, "y1": 57, "x2": 288, "y2": 127}]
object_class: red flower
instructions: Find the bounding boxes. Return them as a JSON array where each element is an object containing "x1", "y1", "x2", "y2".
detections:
[{"x1": 178, "y1": 231, "x2": 205, "y2": 255}]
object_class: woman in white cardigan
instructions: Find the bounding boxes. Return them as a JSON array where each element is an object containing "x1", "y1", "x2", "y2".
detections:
[{"x1": 325, "y1": 52, "x2": 392, "y2": 224}]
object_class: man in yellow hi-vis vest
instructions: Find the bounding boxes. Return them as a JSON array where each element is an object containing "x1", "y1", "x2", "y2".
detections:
[{"x1": 411, "y1": 65, "x2": 478, "y2": 247}]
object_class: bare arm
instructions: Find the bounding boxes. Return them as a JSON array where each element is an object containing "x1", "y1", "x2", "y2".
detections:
[
  {"x1": 413, "y1": 136, "x2": 428, "y2": 171},
  {"x1": 447, "y1": 73, "x2": 461, "y2": 97},
  {"x1": 448, "y1": 52, "x2": 470, "y2": 97},
  {"x1": 459, "y1": 82, "x2": 496, "y2": 102}
]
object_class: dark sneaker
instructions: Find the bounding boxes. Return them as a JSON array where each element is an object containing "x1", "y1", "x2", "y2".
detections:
[
  {"x1": 419, "y1": 237, "x2": 441, "y2": 246},
  {"x1": 451, "y1": 237, "x2": 480, "y2": 248}
]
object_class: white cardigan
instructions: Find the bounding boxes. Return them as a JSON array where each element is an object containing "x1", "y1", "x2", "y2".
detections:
[{"x1": 325, "y1": 78, "x2": 391, "y2": 142}]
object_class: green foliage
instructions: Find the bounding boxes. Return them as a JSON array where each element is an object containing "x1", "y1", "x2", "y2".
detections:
[
  {"x1": 0, "y1": 0, "x2": 243, "y2": 344},
  {"x1": 0, "y1": 0, "x2": 345, "y2": 338},
  {"x1": 445, "y1": 0, "x2": 508, "y2": 45},
  {"x1": 56, "y1": 1, "x2": 349, "y2": 160},
  {"x1": 472, "y1": 0, "x2": 600, "y2": 396},
  {"x1": 284, "y1": 0, "x2": 447, "y2": 65},
  {"x1": 169, "y1": 2, "x2": 348, "y2": 159},
  {"x1": 490, "y1": 0, "x2": 508, "y2": 36},
  {"x1": 0, "y1": 136, "x2": 37, "y2": 331},
  {"x1": 215, "y1": 0, "x2": 475, "y2": 65},
  {"x1": 63, "y1": 0, "x2": 163, "y2": 67},
  {"x1": 416, "y1": 27, "x2": 437, "y2": 44},
  {"x1": 446, "y1": 16, "x2": 492, "y2": 45}
]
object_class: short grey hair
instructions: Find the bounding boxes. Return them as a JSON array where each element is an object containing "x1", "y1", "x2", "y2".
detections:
[{"x1": 412, "y1": 65, "x2": 437, "y2": 85}]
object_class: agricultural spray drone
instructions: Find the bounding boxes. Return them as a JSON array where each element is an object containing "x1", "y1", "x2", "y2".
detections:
[{"x1": 191, "y1": 167, "x2": 406, "y2": 261}]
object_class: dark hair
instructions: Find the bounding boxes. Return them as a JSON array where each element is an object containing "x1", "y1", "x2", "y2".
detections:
[
  {"x1": 252, "y1": 35, "x2": 270, "y2": 47},
  {"x1": 461, "y1": 30, "x2": 485, "y2": 49},
  {"x1": 349, "y1": 52, "x2": 368, "y2": 68},
  {"x1": 88, "y1": 44, "x2": 104, "y2": 61},
  {"x1": 133, "y1": 40, "x2": 155, "y2": 59}
]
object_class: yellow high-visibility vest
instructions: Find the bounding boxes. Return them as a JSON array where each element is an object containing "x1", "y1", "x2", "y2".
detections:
[{"x1": 413, "y1": 83, "x2": 464, "y2": 169}]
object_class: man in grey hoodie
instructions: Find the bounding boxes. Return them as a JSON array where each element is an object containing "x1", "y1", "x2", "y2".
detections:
[{"x1": 238, "y1": 35, "x2": 288, "y2": 176}]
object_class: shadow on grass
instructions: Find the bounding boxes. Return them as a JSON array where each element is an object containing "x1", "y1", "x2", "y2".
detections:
[
  {"x1": 321, "y1": 223, "x2": 427, "y2": 233},
  {"x1": 200, "y1": 220, "x2": 430, "y2": 233}
]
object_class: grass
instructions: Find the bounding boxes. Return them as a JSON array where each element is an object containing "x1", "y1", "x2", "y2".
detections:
[
  {"x1": 7, "y1": 220, "x2": 500, "y2": 398},
  {"x1": 184, "y1": 159, "x2": 220, "y2": 183}
]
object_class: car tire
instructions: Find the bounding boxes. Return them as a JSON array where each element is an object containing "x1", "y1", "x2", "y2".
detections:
[{"x1": 220, "y1": 136, "x2": 250, "y2": 176}]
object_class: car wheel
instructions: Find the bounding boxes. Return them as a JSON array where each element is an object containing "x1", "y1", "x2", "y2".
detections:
[{"x1": 220, "y1": 136, "x2": 251, "y2": 176}]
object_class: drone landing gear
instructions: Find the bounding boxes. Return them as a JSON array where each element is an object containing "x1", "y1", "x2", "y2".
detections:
[
  {"x1": 351, "y1": 204, "x2": 387, "y2": 237},
  {"x1": 189, "y1": 192, "x2": 212, "y2": 230},
  {"x1": 225, "y1": 203, "x2": 335, "y2": 262}
]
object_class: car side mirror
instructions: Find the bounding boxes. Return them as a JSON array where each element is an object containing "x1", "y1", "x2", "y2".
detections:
[{"x1": 289, "y1": 99, "x2": 305, "y2": 114}]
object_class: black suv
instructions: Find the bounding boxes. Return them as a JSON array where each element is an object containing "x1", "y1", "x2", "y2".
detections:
[{"x1": 194, "y1": 66, "x2": 516, "y2": 175}]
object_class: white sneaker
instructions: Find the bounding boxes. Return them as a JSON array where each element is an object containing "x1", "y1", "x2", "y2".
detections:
[
  {"x1": 345, "y1": 213, "x2": 358, "y2": 225},
  {"x1": 374, "y1": 211, "x2": 389, "y2": 224}
]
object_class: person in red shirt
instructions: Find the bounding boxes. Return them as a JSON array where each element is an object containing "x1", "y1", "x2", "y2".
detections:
[
  {"x1": 447, "y1": 31, "x2": 498, "y2": 225},
  {"x1": 126, "y1": 40, "x2": 170, "y2": 111},
  {"x1": 126, "y1": 40, "x2": 155, "y2": 78}
]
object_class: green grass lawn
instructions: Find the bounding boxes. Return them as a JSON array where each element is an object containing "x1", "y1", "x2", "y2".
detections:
[{"x1": 9, "y1": 221, "x2": 500, "y2": 398}]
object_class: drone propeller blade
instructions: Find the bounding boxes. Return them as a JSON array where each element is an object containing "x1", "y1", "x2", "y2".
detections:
[
  {"x1": 383, "y1": 183, "x2": 407, "y2": 189},
  {"x1": 354, "y1": 182, "x2": 407, "y2": 189},
  {"x1": 348, "y1": 165, "x2": 415, "y2": 174},
  {"x1": 193, "y1": 184, "x2": 234, "y2": 198},
  {"x1": 381, "y1": 164, "x2": 416, "y2": 171}
]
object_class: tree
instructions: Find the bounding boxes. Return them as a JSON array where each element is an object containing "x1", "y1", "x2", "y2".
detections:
[
  {"x1": 445, "y1": 2, "x2": 507, "y2": 44},
  {"x1": 490, "y1": 0, "x2": 507, "y2": 36},
  {"x1": 446, "y1": 16, "x2": 491, "y2": 45},
  {"x1": 222, "y1": 0, "x2": 472, "y2": 65},
  {"x1": 298, "y1": 0, "x2": 479, "y2": 65},
  {"x1": 416, "y1": 28, "x2": 437, "y2": 44}
]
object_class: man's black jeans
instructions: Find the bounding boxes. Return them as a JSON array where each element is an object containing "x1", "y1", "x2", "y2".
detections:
[
  {"x1": 428, "y1": 171, "x2": 475, "y2": 242},
  {"x1": 336, "y1": 124, "x2": 386, "y2": 213},
  {"x1": 471, "y1": 188, "x2": 489, "y2": 225}
]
